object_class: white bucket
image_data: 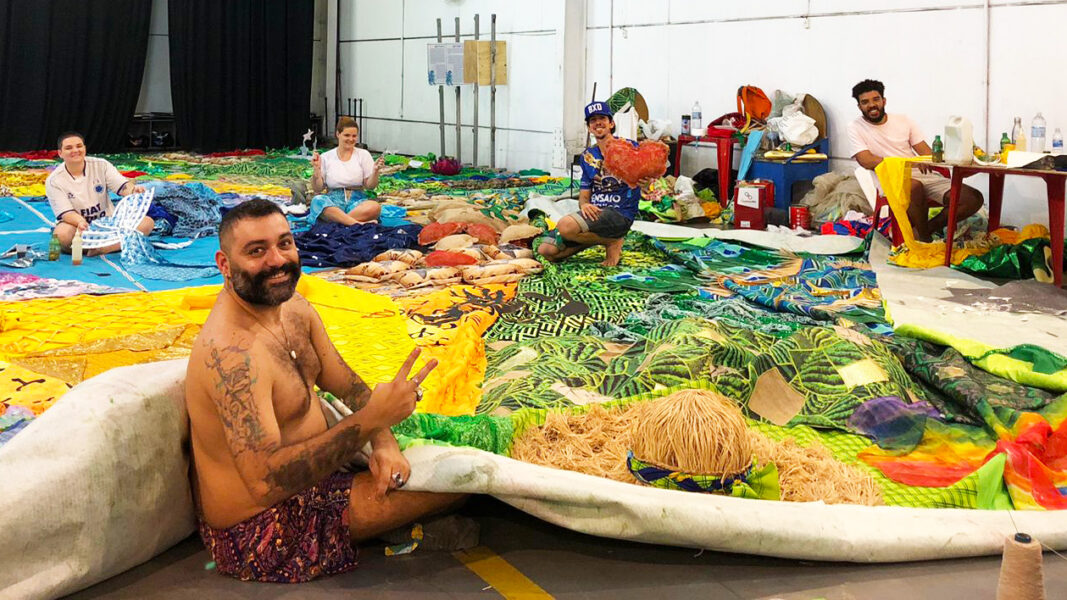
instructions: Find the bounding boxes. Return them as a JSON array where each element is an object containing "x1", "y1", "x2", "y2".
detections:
[{"x1": 944, "y1": 115, "x2": 974, "y2": 165}]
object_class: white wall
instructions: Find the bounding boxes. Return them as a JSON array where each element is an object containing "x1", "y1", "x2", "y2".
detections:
[
  {"x1": 339, "y1": 0, "x2": 566, "y2": 171},
  {"x1": 135, "y1": 0, "x2": 327, "y2": 116},
  {"x1": 584, "y1": 0, "x2": 1067, "y2": 226}
]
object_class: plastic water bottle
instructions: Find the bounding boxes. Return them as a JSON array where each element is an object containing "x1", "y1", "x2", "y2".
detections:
[
  {"x1": 691, "y1": 101, "x2": 702, "y2": 134},
  {"x1": 1031, "y1": 112, "x2": 1047, "y2": 152},
  {"x1": 1052, "y1": 128, "x2": 1063, "y2": 155}
]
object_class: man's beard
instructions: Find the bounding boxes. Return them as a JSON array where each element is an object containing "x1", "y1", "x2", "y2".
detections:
[
  {"x1": 862, "y1": 107, "x2": 885, "y2": 124},
  {"x1": 230, "y1": 260, "x2": 301, "y2": 306}
]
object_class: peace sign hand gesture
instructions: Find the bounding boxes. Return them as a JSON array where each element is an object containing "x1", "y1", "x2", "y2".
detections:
[{"x1": 365, "y1": 348, "x2": 437, "y2": 430}]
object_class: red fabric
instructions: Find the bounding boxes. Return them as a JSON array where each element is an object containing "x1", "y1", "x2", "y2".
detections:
[
  {"x1": 602, "y1": 139, "x2": 669, "y2": 188},
  {"x1": 0, "y1": 150, "x2": 58, "y2": 160},
  {"x1": 423, "y1": 250, "x2": 478, "y2": 267},
  {"x1": 121, "y1": 170, "x2": 147, "y2": 178},
  {"x1": 464, "y1": 223, "x2": 499, "y2": 245},
  {"x1": 417, "y1": 222, "x2": 465, "y2": 245},
  {"x1": 205, "y1": 149, "x2": 266, "y2": 157},
  {"x1": 431, "y1": 157, "x2": 461, "y2": 175}
]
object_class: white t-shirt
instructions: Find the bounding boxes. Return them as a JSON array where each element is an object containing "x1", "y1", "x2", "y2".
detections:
[
  {"x1": 847, "y1": 114, "x2": 926, "y2": 160},
  {"x1": 321, "y1": 147, "x2": 375, "y2": 189},
  {"x1": 45, "y1": 157, "x2": 130, "y2": 223}
]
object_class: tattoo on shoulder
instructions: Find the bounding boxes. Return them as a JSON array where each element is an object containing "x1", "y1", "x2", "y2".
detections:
[{"x1": 205, "y1": 340, "x2": 267, "y2": 454}]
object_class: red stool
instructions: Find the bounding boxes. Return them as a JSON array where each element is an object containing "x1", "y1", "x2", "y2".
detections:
[{"x1": 673, "y1": 129, "x2": 739, "y2": 205}]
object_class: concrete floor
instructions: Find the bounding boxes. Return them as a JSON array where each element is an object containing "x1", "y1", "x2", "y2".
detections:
[{"x1": 66, "y1": 496, "x2": 1067, "y2": 599}]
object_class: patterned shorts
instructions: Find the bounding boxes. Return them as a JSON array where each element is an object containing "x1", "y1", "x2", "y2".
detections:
[{"x1": 198, "y1": 471, "x2": 358, "y2": 583}]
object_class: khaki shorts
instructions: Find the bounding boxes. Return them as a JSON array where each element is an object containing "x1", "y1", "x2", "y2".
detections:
[{"x1": 911, "y1": 171, "x2": 953, "y2": 204}]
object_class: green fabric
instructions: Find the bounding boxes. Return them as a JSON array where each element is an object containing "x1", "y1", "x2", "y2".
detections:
[
  {"x1": 956, "y1": 237, "x2": 1060, "y2": 280},
  {"x1": 897, "y1": 324, "x2": 1067, "y2": 393},
  {"x1": 977, "y1": 344, "x2": 1067, "y2": 376},
  {"x1": 393, "y1": 412, "x2": 514, "y2": 455},
  {"x1": 588, "y1": 293, "x2": 823, "y2": 343},
  {"x1": 487, "y1": 235, "x2": 663, "y2": 343},
  {"x1": 484, "y1": 316, "x2": 923, "y2": 432},
  {"x1": 885, "y1": 337, "x2": 1057, "y2": 427}
]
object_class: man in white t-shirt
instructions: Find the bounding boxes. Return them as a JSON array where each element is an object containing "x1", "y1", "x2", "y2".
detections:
[
  {"x1": 847, "y1": 79, "x2": 983, "y2": 242},
  {"x1": 45, "y1": 132, "x2": 154, "y2": 254}
]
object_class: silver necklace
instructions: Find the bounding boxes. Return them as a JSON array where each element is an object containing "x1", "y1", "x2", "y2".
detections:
[{"x1": 228, "y1": 288, "x2": 298, "y2": 362}]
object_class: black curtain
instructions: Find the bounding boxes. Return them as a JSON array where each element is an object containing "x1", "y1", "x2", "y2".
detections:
[
  {"x1": 0, "y1": 0, "x2": 151, "y2": 152},
  {"x1": 168, "y1": 0, "x2": 313, "y2": 152}
]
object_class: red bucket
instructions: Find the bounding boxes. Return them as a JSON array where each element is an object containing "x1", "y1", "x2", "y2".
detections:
[{"x1": 789, "y1": 204, "x2": 811, "y2": 230}]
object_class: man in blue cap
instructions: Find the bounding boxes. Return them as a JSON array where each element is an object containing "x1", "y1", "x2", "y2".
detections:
[{"x1": 537, "y1": 101, "x2": 642, "y2": 267}]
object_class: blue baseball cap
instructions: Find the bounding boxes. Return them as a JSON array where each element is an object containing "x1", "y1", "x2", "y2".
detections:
[{"x1": 584, "y1": 101, "x2": 613, "y2": 122}]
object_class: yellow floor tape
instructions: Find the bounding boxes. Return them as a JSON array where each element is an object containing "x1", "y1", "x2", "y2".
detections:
[{"x1": 453, "y1": 546, "x2": 553, "y2": 600}]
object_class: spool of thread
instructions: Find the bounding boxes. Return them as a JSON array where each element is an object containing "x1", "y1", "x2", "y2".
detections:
[{"x1": 996, "y1": 532, "x2": 1045, "y2": 600}]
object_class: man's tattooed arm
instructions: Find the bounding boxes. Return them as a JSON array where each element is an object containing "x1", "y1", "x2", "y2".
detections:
[
  {"x1": 205, "y1": 335, "x2": 378, "y2": 505},
  {"x1": 305, "y1": 298, "x2": 375, "y2": 414}
]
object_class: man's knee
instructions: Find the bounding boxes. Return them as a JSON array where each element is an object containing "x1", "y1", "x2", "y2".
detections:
[
  {"x1": 557, "y1": 216, "x2": 581, "y2": 238},
  {"x1": 909, "y1": 181, "x2": 926, "y2": 207},
  {"x1": 962, "y1": 187, "x2": 984, "y2": 211},
  {"x1": 53, "y1": 223, "x2": 76, "y2": 248},
  {"x1": 537, "y1": 242, "x2": 558, "y2": 257}
]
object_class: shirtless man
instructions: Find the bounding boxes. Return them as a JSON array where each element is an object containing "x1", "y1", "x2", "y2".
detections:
[{"x1": 185, "y1": 198, "x2": 464, "y2": 583}]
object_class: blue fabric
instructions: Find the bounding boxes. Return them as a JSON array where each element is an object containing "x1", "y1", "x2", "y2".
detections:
[
  {"x1": 142, "y1": 181, "x2": 222, "y2": 239},
  {"x1": 120, "y1": 232, "x2": 219, "y2": 281},
  {"x1": 578, "y1": 143, "x2": 641, "y2": 220},
  {"x1": 146, "y1": 202, "x2": 177, "y2": 233},
  {"x1": 736, "y1": 130, "x2": 764, "y2": 181},
  {"x1": 295, "y1": 222, "x2": 421, "y2": 268},
  {"x1": 309, "y1": 188, "x2": 368, "y2": 223}
]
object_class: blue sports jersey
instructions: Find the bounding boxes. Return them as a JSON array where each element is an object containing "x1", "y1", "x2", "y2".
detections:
[{"x1": 579, "y1": 142, "x2": 641, "y2": 220}]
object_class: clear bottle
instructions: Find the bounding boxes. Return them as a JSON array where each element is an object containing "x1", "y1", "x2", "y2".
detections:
[
  {"x1": 1053, "y1": 128, "x2": 1064, "y2": 155},
  {"x1": 691, "y1": 101, "x2": 702, "y2": 133},
  {"x1": 71, "y1": 230, "x2": 83, "y2": 266},
  {"x1": 1011, "y1": 117, "x2": 1023, "y2": 144},
  {"x1": 1016, "y1": 126, "x2": 1028, "y2": 152},
  {"x1": 1031, "y1": 112, "x2": 1047, "y2": 152}
]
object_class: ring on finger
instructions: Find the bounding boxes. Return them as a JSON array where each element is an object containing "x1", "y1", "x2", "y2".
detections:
[
  {"x1": 414, "y1": 388, "x2": 424, "y2": 402},
  {"x1": 392, "y1": 472, "x2": 406, "y2": 487}
]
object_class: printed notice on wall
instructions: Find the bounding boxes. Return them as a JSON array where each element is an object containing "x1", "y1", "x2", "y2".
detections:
[{"x1": 427, "y1": 43, "x2": 465, "y2": 86}]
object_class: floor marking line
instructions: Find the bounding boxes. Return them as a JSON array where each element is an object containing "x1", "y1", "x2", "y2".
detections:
[{"x1": 453, "y1": 545, "x2": 553, "y2": 600}]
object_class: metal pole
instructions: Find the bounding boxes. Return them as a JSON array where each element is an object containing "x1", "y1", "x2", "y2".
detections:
[
  {"x1": 472, "y1": 14, "x2": 479, "y2": 167},
  {"x1": 437, "y1": 19, "x2": 445, "y2": 158},
  {"x1": 334, "y1": 0, "x2": 342, "y2": 136},
  {"x1": 454, "y1": 17, "x2": 461, "y2": 162},
  {"x1": 490, "y1": 14, "x2": 496, "y2": 169}
]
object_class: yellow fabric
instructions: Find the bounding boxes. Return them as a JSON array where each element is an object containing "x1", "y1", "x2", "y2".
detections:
[
  {"x1": 0, "y1": 277, "x2": 423, "y2": 412},
  {"x1": 0, "y1": 360, "x2": 72, "y2": 415},
  {"x1": 0, "y1": 170, "x2": 49, "y2": 196},
  {"x1": 396, "y1": 284, "x2": 517, "y2": 415},
  {"x1": 164, "y1": 173, "x2": 193, "y2": 181},
  {"x1": 202, "y1": 181, "x2": 293, "y2": 198},
  {"x1": 875, "y1": 157, "x2": 1049, "y2": 268}
]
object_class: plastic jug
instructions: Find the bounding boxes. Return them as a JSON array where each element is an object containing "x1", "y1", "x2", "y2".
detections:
[{"x1": 943, "y1": 116, "x2": 974, "y2": 165}]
